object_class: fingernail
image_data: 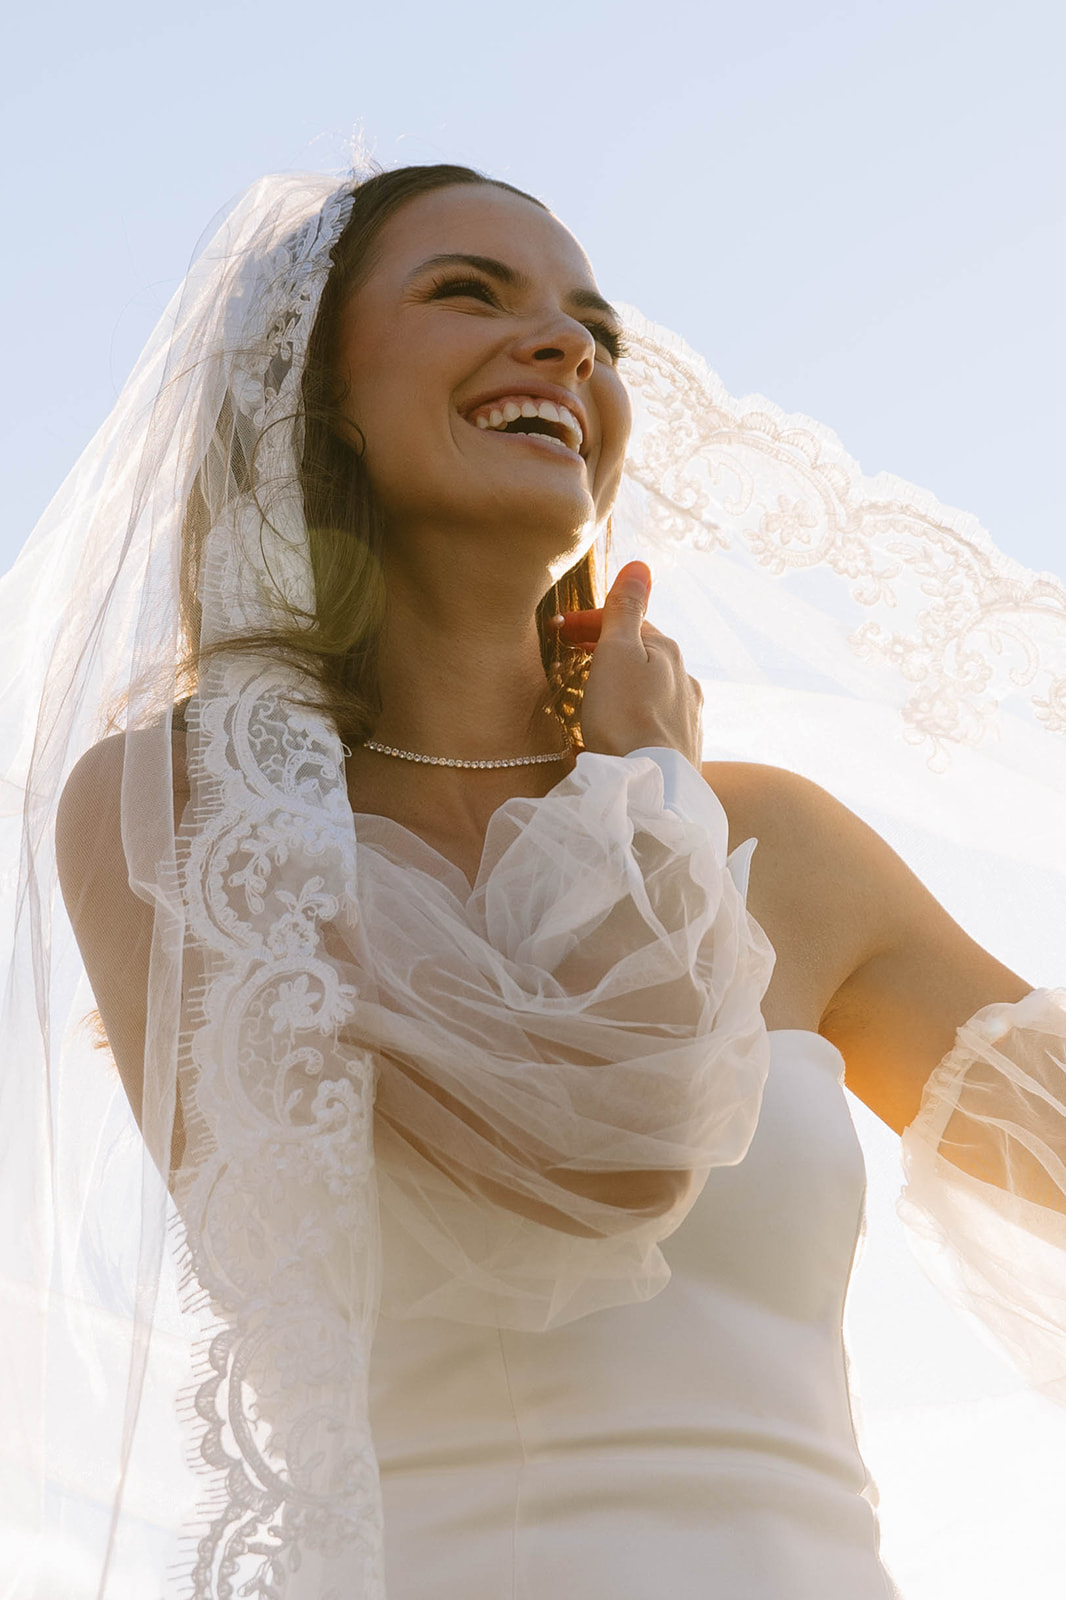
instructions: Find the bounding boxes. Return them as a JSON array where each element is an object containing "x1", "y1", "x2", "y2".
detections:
[{"x1": 623, "y1": 561, "x2": 651, "y2": 592}]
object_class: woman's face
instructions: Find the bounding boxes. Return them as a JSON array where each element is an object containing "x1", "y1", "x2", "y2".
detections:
[{"x1": 334, "y1": 184, "x2": 631, "y2": 576}]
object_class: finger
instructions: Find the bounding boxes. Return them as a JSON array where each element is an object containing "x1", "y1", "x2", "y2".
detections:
[
  {"x1": 559, "y1": 614, "x2": 670, "y2": 650},
  {"x1": 556, "y1": 608, "x2": 603, "y2": 646},
  {"x1": 596, "y1": 561, "x2": 652, "y2": 644}
]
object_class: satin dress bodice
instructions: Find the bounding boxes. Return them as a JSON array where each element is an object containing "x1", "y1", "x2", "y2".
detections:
[{"x1": 368, "y1": 1029, "x2": 898, "y2": 1598}]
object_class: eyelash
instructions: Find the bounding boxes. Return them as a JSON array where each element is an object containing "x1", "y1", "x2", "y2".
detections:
[{"x1": 426, "y1": 275, "x2": 628, "y2": 363}]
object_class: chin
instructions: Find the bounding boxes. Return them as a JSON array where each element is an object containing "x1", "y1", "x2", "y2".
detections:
[
  {"x1": 380, "y1": 463, "x2": 608, "y2": 570},
  {"x1": 474, "y1": 473, "x2": 600, "y2": 550}
]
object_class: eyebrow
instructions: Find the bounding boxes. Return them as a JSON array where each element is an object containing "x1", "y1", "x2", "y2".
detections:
[{"x1": 407, "y1": 252, "x2": 622, "y2": 325}]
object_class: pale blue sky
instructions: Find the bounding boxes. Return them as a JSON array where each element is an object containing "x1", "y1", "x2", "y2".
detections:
[{"x1": 4, "y1": 0, "x2": 1064, "y2": 579}]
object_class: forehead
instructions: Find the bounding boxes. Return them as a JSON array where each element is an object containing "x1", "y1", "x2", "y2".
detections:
[{"x1": 367, "y1": 184, "x2": 598, "y2": 288}]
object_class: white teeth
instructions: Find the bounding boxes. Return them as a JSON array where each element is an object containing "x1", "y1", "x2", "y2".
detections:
[{"x1": 469, "y1": 395, "x2": 585, "y2": 453}]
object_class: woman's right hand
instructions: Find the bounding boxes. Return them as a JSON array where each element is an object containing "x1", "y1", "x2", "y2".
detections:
[{"x1": 557, "y1": 562, "x2": 704, "y2": 765}]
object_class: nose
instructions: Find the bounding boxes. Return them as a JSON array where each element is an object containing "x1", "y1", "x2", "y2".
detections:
[{"x1": 512, "y1": 311, "x2": 596, "y2": 383}]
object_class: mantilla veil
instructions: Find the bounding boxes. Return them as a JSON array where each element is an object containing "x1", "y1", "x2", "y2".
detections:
[{"x1": 2, "y1": 169, "x2": 1066, "y2": 1599}]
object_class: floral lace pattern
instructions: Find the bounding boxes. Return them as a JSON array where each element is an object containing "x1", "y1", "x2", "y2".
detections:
[
  {"x1": 620, "y1": 318, "x2": 1066, "y2": 764},
  {"x1": 170, "y1": 181, "x2": 388, "y2": 1600},
  {"x1": 173, "y1": 662, "x2": 382, "y2": 1600}
]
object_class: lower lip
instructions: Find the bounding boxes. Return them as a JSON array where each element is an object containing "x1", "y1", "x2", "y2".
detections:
[{"x1": 467, "y1": 422, "x2": 584, "y2": 463}]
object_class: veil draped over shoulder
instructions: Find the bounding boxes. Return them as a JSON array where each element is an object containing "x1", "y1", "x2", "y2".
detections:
[{"x1": 1, "y1": 169, "x2": 1065, "y2": 1600}]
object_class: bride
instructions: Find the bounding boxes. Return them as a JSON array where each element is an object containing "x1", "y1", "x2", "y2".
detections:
[{"x1": 6, "y1": 162, "x2": 1066, "y2": 1598}]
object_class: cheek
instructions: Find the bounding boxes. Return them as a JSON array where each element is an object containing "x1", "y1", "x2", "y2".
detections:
[
  {"x1": 609, "y1": 378, "x2": 633, "y2": 455},
  {"x1": 593, "y1": 378, "x2": 632, "y2": 506},
  {"x1": 597, "y1": 370, "x2": 631, "y2": 455},
  {"x1": 344, "y1": 366, "x2": 445, "y2": 503}
]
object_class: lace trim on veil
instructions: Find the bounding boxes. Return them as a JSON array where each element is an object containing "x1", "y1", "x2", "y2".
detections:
[
  {"x1": 170, "y1": 667, "x2": 382, "y2": 1600},
  {"x1": 619, "y1": 310, "x2": 1066, "y2": 764},
  {"x1": 166, "y1": 184, "x2": 387, "y2": 1600}
]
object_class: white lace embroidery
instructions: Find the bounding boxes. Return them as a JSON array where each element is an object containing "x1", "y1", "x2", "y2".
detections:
[
  {"x1": 172, "y1": 664, "x2": 384, "y2": 1600},
  {"x1": 621, "y1": 321, "x2": 1066, "y2": 763},
  {"x1": 170, "y1": 183, "x2": 388, "y2": 1600}
]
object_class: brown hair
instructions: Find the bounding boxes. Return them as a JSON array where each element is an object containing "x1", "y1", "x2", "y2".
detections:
[{"x1": 181, "y1": 163, "x2": 601, "y2": 747}]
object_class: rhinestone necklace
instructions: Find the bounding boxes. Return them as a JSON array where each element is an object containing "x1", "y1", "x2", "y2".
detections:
[{"x1": 360, "y1": 739, "x2": 571, "y2": 771}]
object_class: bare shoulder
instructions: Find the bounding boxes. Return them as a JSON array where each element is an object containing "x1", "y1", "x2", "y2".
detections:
[
  {"x1": 700, "y1": 759, "x2": 1029, "y2": 1130},
  {"x1": 700, "y1": 760, "x2": 890, "y2": 1029},
  {"x1": 697, "y1": 758, "x2": 889, "y2": 953},
  {"x1": 57, "y1": 727, "x2": 189, "y2": 855},
  {"x1": 56, "y1": 732, "x2": 125, "y2": 853},
  {"x1": 56, "y1": 728, "x2": 188, "y2": 1166},
  {"x1": 701, "y1": 758, "x2": 914, "y2": 932},
  {"x1": 702, "y1": 758, "x2": 878, "y2": 878}
]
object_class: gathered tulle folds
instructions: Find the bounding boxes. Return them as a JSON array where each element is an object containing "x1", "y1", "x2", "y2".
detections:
[
  {"x1": 899, "y1": 988, "x2": 1066, "y2": 1402},
  {"x1": 348, "y1": 747, "x2": 775, "y2": 1328}
]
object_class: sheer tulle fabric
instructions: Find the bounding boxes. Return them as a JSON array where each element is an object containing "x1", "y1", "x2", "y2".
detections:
[
  {"x1": 348, "y1": 747, "x2": 773, "y2": 1328},
  {"x1": 900, "y1": 987, "x2": 1066, "y2": 1401}
]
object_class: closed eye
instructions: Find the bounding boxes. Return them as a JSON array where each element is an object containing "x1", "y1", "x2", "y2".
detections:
[
  {"x1": 425, "y1": 274, "x2": 628, "y2": 362},
  {"x1": 584, "y1": 321, "x2": 628, "y2": 364},
  {"x1": 426, "y1": 274, "x2": 499, "y2": 305}
]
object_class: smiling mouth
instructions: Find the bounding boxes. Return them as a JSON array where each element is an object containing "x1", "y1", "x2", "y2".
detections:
[
  {"x1": 472, "y1": 423, "x2": 583, "y2": 461},
  {"x1": 465, "y1": 395, "x2": 585, "y2": 456}
]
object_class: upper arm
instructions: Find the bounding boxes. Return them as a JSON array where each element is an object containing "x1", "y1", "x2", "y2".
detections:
[
  {"x1": 703, "y1": 759, "x2": 1032, "y2": 1134},
  {"x1": 800, "y1": 782, "x2": 1032, "y2": 1134},
  {"x1": 823, "y1": 875, "x2": 1031, "y2": 1134},
  {"x1": 55, "y1": 731, "x2": 189, "y2": 1171}
]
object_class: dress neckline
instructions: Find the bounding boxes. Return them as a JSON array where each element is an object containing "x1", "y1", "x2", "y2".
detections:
[
  {"x1": 348, "y1": 803, "x2": 847, "y2": 1082},
  {"x1": 347, "y1": 763, "x2": 581, "y2": 893}
]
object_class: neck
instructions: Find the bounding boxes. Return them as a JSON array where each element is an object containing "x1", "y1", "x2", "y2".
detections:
[{"x1": 368, "y1": 552, "x2": 564, "y2": 761}]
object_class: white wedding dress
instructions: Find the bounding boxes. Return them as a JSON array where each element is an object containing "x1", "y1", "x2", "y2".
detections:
[
  {"x1": 325, "y1": 752, "x2": 900, "y2": 1598},
  {"x1": 369, "y1": 1027, "x2": 896, "y2": 1600}
]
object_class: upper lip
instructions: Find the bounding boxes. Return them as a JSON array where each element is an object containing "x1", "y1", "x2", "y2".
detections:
[{"x1": 459, "y1": 381, "x2": 589, "y2": 456}]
